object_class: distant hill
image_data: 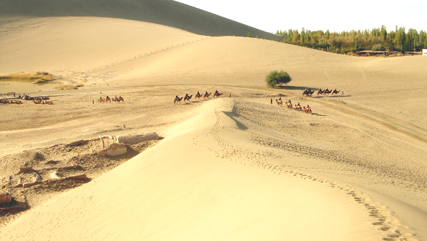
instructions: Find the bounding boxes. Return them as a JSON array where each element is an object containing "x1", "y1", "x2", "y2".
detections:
[{"x1": 0, "y1": 0, "x2": 281, "y2": 41}]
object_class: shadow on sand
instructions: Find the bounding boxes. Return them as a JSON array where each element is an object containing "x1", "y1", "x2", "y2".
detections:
[
  {"x1": 311, "y1": 113, "x2": 327, "y2": 117},
  {"x1": 313, "y1": 95, "x2": 352, "y2": 98},
  {"x1": 223, "y1": 111, "x2": 248, "y2": 130},
  {"x1": 275, "y1": 86, "x2": 320, "y2": 91}
]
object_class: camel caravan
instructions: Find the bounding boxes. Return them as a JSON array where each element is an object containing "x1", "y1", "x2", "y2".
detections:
[
  {"x1": 0, "y1": 99, "x2": 23, "y2": 104},
  {"x1": 98, "y1": 96, "x2": 125, "y2": 103},
  {"x1": 174, "y1": 90, "x2": 222, "y2": 104},
  {"x1": 33, "y1": 99, "x2": 53, "y2": 105},
  {"x1": 1, "y1": 95, "x2": 53, "y2": 105},
  {"x1": 275, "y1": 97, "x2": 312, "y2": 114},
  {"x1": 303, "y1": 88, "x2": 341, "y2": 97}
]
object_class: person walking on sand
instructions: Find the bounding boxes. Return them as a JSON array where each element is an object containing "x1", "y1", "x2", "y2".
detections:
[{"x1": 271, "y1": 98, "x2": 273, "y2": 104}]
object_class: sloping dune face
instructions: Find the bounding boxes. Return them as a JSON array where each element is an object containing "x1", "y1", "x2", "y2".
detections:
[
  {"x1": 0, "y1": 99, "x2": 386, "y2": 241},
  {"x1": 0, "y1": 0, "x2": 280, "y2": 40},
  {"x1": 0, "y1": 17, "x2": 204, "y2": 73}
]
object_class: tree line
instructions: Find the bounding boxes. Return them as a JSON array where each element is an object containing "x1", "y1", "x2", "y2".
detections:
[{"x1": 276, "y1": 26, "x2": 427, "y2": 54}]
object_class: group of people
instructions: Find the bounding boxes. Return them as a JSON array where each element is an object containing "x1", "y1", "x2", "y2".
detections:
[{"x1": 272, "y1": 98, "x2": 312, "y2": 113}]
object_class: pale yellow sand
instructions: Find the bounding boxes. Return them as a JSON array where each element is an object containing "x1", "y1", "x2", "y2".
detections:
[
  {"x1": 0, "y1": 5, "x2": 426, "y2": 241},
  {"x1": 0, "y1": 99, "x2": 387, "y2": 240}
]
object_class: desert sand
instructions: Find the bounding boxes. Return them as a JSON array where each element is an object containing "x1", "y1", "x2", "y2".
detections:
[{"x1": 0, "y1": 1, "x2": 426, "y2": 240}]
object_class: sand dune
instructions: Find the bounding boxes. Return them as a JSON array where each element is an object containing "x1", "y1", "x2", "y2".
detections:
[
  {"x1": 0, "y1": 17, "x2": 204, "y2": 74},
  {"x1": 0, "y1": 0, "x2": 280, "y2": 40},
  {"x1": 0, "y1": 1, "x2": 426, "y2": 240},
  {"x1": 0, "y1": 99, "x2": 388, "y2": 241}
]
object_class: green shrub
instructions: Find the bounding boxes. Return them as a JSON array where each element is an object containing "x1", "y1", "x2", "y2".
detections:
[{"x1": 266, "y1": 71, "x2": 292, "y2": 88}]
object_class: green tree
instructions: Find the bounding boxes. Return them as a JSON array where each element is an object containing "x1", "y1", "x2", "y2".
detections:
[
  {"x1": 275, "y1": 25, "x2": 427, "y2": 54},
  {"x1": 265, "y1": 71, "x2": 292, "y2": 88},
  {"x1": 380, "y1": 25, "x2": 387, "y2": 41}
]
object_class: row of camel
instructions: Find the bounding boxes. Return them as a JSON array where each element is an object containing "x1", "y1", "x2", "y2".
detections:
[
  {"x1": 33, "y1": 100, "x2": 53, "y2": 105},
  {"x1": 98, "y1": 96, "x2": 125, "y2": 103},
  {"x1": 0, "y1": 99, "x2": 23, "y2": 104},
  {"x1": 303, "y1": 88, "x2": 341, "y2": 97},
  {"x1": 174, "y1": 91, "x2": 223, "y2": 104},
  {"x1": 275, "y1": 98, "x2": 312, "y2": 113},
  {"x1": 1, "y1": 96, "x2": 52, "y2": 105},
  {"x1": 20, "y1": 95, "x2": 50, "y2": 101}
]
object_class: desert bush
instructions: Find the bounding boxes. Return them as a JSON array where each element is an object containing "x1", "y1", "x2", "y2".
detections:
[{"x1": 266, "y1": 71, "x2": 292, "y2": 88}]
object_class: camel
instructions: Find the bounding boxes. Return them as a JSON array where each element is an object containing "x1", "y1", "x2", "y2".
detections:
[
  {"x1": 213, "y1": 91, "x2": 223, "y2": 98},
  {"x1": 112, "y1": 96, "x2": 124, "y2": 102},
  {"x1": 332, "y1": 89, "x2": 340, "y2": 95},
  {"x1": 195, "y1": 92, "x2": 203, "y2": 99},
  {"x1": 174, "y1": 96, "x2": 183, "y2": 104},
  {"x1": 184, "y1": 94, "x2": 193, "y2": 102},
  {"x1": 303, "y1": 105, "x2": 312, "y2": 113},
  {"x1": 295, "y1": 103, "x2": 302, "y2": 111},
  {"x1": 303, "y1": 89, "x2": 314, "y2": 97},
  {"x1": 204, "y1": 92, "x2": 211, "y2": 98},
  {"x1": 276, "y1": 99, "x2": 283, "y2": 106},
  {"x1": 98, "y1": 97, "x2": 105, "y2": 103},
  {"x1": 286, "y1": 100, "x2": 292, "y2": 108},
  {"x1": 323, "y1": 89, "x2": 332, "y2": 95}
]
